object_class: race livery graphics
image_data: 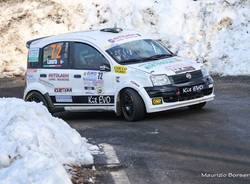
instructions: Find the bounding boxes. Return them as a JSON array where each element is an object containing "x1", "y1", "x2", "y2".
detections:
[
  {"x1": 54, "y1": 88, "x2": 72, "y2": 93},
  {"x1": 49, "y1": 73, "x2": 69, "y2": 81},
  {"x1": 24, "y1": 28, "x2": 214, "y2": 121},
  {"x1": 83, "y1": 71, "x2": 104, "y2": 86},
  {"x1": 114, "y1": 65, "x2": 127, "y2": 74},
  {"x1": 51, "y1": 95, "x2": 114, "y2": 105},
  {"x1": 55, "y1": 96, "x2": 73, "y2": 103}
]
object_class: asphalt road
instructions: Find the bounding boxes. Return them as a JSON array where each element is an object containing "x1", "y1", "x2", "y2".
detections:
[{"x1": 1, "y1": 76, "x2": 250, "y2": 184}]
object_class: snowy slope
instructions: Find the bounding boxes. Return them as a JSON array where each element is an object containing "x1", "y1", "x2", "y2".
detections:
[
  {"x1": 0, "y1": 98, "x2": 98, "y2": 184},
  {"x1": 0, "y1": 0, "x2": 249, "y2": 77}
]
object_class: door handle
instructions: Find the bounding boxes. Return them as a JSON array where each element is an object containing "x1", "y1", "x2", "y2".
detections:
[
  {"x1": 74, "y1": 74, "x2": 81, "y2": 78},
  {"x1": 40, "y1": 74, "x2": 47, "y2": 78}
]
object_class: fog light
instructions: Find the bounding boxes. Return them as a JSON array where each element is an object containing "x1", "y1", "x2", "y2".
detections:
[{"x1": 152, "y1": 98, "x2": 163, "y2": 105}]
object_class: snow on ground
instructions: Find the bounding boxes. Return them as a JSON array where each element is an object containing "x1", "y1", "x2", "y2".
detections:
[
  {"x1": 0, "y1": 98, "x2": 98, "y2": 184},
  {"x1": 0, "y1": 0, "x2": 249, "y2": 77}
]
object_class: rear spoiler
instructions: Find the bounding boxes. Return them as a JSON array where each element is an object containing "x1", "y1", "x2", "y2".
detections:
[{"x1": 26, "y1": 36, "x2": 50, "y2": 48}]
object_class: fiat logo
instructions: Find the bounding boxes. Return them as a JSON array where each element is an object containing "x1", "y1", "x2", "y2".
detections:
[{"x1": 186, "y1": 72, "x2": 192, "y2": 79}]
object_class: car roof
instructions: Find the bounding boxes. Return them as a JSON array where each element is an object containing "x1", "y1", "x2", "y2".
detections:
[{"x1": 28, "y1": 29, "x2": 147, "y2": 50}]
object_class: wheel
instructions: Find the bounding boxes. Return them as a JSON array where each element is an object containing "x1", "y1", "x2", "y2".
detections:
[
  {"x1": 25, "y1": 91, "x2": 50, "y2": 111},
  {"x1": 120, "y1": 88, "x2": 146, "y2": 121},
  {"x1": 188, "y1": 102, "x2": 206, "y2": 110}
]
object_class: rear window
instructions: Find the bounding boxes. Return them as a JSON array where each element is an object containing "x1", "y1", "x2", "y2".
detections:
[{"x1": 42, "y1": 42, "x2": 69, "y2": 69}]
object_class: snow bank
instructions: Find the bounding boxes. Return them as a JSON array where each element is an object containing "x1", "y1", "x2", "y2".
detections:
[
  {"x1": 0, "y1": 98, "x2": 97, "y2": 184},
  {"x1": 0, "y1": 0, "x2": 249, "y2": 77}
]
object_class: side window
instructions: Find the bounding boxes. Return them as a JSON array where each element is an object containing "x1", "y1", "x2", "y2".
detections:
[
  {"x1": 73, "y1": 42, "x2": 109, "y2": 70},
  {"x1": 42, "y1": 42, "x2": 69, "y2": 69},
  {"x1": 27, "y1": 48, "x2": 40, "y2": 68}
]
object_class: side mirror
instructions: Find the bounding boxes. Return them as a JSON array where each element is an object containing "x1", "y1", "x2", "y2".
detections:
[{"x1": 100, "y1": 64, "x2": 111, "y2": 72}]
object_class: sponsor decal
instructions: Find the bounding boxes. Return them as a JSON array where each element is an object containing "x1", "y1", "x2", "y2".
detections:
[
  {"x1": 114, "y1": 65, "x2": 127, "y2": 74},
  {"x1": 182, "y1": 85, "x2": 204, "y2": 93},
  {"x1": 108, "y1": 33, "x2": 141, "y2": 43},
  {"x1": 84, "y1": 80, "x2": 104, "y2": 86},
  {"x1": 38, "y1": 78, "x2": 54, "y2": 88},
  {"x1": 96, "y1": 87, "x2": 104, "y2": 94},
  {"x1": 83, "y1": 71, "x2": 102, "y2": 81},
  {"x1": 83, "y1": 71, "x2": 104, "y2": 86},
  {"x1": 165, "y1": 65, "x2": 195, "y2": 74},
  {"x1": 84, "y1": 86, "x2": 95, "y2": 90},
  {"x1": 54, "y1": 88, "x2": 72, "y2": 93},
  {"x1": 131, "y1": 81, "x2": 140, "y2": 87},
  {"x1": 88, "y1": 96, "x2": 112, "y2": 104},
  {"x1": 175, "y1": 58, "x2": 182, "y2": 62},
  {"x1": 53, "y1": 95, "x2": 114, "y2": 104},
  {"x1": 49, "y1": 73, "x2": 69, "y2": 81},
  {"x1": 26, "y1": 73, "x2": 36, "y2": 82},
  {"x1": 84, "y1": 86, "x2": 95, "y2": 94},
  {"x1": 152, "y1": 98, "x2": 163, "y2": 105},
  {"x1": 186, "y1": 72, "x2": 192, "y2": 79},
  {"x1": 138, "y1": 60, "x2": 174, "y2": 70},
  {"x1": 55, "y1": 96, "x2": 72, "y2": 103},
  {"x1": 83, "y1": 72, "x2": 97, "y2": 81},
  {"x1": 46, "y1": 59, "x2": 58, "y2": 65},
  {"x1": 44, "y1": 65, "x2": 62, "y2": 68},
  {"x1": 28, "y1": 48, "x2": 39, "y2": 62}
]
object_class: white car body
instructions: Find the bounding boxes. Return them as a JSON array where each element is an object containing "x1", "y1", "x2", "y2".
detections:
[{"x1": 24, "y1": 28, "x2": 214, "y2": 119}]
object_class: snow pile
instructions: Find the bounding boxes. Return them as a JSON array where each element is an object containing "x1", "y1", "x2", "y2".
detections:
[
  {"x1": 0, "y1": 98, "x2": 97, "y2": 184},
  {"x1": 0, "y1": 0, "x2": 249, "y2": 77}
]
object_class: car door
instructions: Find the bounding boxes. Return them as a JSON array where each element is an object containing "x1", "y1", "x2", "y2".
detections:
[
  {"x1": 70, "y1": 42, "x2": 115, "y2": 106},
  {"x1": 39, "y1": 42, "x2": 73, "y2": 103}
]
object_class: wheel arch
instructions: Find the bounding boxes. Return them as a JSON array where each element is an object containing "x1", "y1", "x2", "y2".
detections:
[
  {"x1": 24, "y1": 90, "x2": 55, "y2": 113},
  {"x1": 24, "y1": 90, "x2": 44, "y2": 101},
  {"x1": 115, "y1": 86, "x2": 148, "y2": 116}
]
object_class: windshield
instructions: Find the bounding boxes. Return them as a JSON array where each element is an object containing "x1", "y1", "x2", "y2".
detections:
[{"x1": 106, "y1": 39, "x2": 173, "y2": 64}]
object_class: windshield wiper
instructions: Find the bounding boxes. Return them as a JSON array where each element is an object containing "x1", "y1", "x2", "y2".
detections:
[
  {"x1": 120, "y1": 58, "x2": 144, "y2": 64},
  {"x1": 120, "y1": 54, "x2": 173, "y2": 64},
  {"x1": 143, "y1": 54, "x2": 173, "y2": 61}
]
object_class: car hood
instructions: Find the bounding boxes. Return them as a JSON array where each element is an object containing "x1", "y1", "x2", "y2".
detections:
[{"x1": 128, "y1": 56, "x2": 202, "y2": 76}]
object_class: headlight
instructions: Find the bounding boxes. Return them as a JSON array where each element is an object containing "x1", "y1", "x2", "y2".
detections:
[
  {"x1": 201, "y1": 66, "x2": 209, "y2": 77},
  {"x1": 150, "y1": 74, "x2": 171, "y2": 86}
]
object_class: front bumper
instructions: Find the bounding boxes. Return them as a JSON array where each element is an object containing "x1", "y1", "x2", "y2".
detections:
[{"x1": 144, "y1": 76, "x2": 214, "y2": 113}]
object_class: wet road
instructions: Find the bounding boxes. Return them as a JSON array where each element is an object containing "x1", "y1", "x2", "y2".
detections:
[{"x1": 1, "y1": 76, "x2": 250, "y2": 184}]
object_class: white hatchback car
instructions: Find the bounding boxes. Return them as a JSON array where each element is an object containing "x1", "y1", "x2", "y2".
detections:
[{"x1": 24, "y1": 28, "x2": 214, "y2": 121}]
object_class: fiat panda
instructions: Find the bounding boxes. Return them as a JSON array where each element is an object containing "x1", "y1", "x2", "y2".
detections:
[{"x1": 24, "y1": 28, "x2": 214, "y2": 121}]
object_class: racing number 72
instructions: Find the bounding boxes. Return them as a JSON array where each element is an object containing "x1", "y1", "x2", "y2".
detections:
[{"x1": 51, "y1": 44, "x2": 61, "y2": 59}]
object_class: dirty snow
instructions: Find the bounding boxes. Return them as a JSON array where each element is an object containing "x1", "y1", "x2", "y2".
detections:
[
  {"x1": 0, "y1": 0, "x2": 249, "y2": 77},
  {"x1": 0, "y1": 98, "x2": 98, "y2": 184}
]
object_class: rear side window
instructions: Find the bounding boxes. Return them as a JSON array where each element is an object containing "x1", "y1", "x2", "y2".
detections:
[
  {"x1": 27, "y1": 48, "x2": 40, "y2": 68},
  {"x1": 73, "y1": 43, "x2": 109, "y2": 70},
  {"x1": 42, "y1": 42, "x2": 69, "y2": 69}
]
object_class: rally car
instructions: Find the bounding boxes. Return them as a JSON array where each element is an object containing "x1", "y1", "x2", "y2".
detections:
[{"x1": 24, "y1": 28, "x2": 214, "y2": 121}]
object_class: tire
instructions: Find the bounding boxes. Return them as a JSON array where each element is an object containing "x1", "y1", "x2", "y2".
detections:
[
  {"x1": 120, "y1": 88, "x2": 146, "y2": 121},
  {"x1": 188, "y1": 102, "x2": 206, "y2": 110},
  {"x1": 25, "y1": 91, "x2": 50, "y2": 112}
]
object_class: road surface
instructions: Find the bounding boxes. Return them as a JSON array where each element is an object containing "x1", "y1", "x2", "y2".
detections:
[{"x1": 1, "y1": 76, "x2": 250, "y2": 184}]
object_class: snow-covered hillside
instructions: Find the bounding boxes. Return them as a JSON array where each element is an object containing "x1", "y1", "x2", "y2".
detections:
[
  {"x1": 0, "y1": 0, "x2": 249, "y2": 77},
  {"x1": 0, "y1": 98, "x2": 98, "y2": 184}
]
